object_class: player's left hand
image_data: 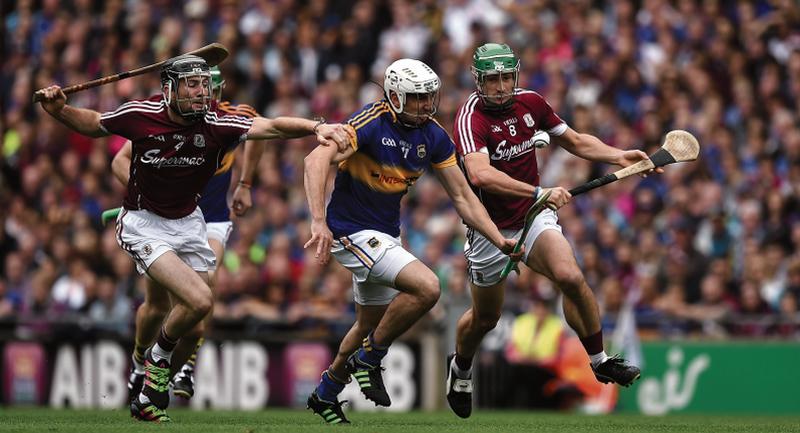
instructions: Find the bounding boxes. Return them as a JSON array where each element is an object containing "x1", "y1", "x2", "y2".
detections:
[
  {"x1": 316, "y1": 123, "x2": 354, "y2": 153},
  {"x1": 615, "y1": 149, "x2": 664, "y2": 177},
  {"x1": 304, "y1": 218, "x2": 334, "y2": 265},
  {"x1": 231, "y1": 183, "x2": 252, "y2": 216},
  {"x1": 499, "y1": 238, "x2": 524, "y2": 262}
]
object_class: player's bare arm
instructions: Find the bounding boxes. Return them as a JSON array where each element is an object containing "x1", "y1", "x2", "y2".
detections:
[
  {"x1": 462, "y1": 151, "x2": 572, "y2": 210},
  {"x1": 246, "y1": 117, "x2": 352, "y2": 152},
  {"x1": 231, "y1": 139, "x2": 265, "y2": 216},
  {"x1": 434, "y1": 164, "x2": 523, "y2": 260},
  {"x1": 554, "y1": 127, "x2": 661, "y2": 174},
  {"x1": 111, "y1": 140, "x2": 133, "y2": 186},
  {"x1": 303, "y1": 143, "x2": 357, "y2": 265},
  {"x1": 36, "y1": 85, "x2": 109, "y2": 138}
]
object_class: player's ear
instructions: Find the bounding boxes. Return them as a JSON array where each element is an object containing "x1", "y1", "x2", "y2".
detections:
[
  {"x1": 389, "y1": 90, "x2": 400, "y2": 107},
  {"x1": 161, "y1": 82, "x2": 171, "y2": 104}
]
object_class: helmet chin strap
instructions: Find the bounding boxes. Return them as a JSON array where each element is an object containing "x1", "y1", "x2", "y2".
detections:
[
  {"x1": 397, "y1": 113, "x2": 431, "y2": 128},
  {"x1": 481, "y1": 95, "x2": 515, "y2": 111},
  {"x1": 478, "y1": 83, "x2": 515, "y2": 112},
  {"x1": 391, "y1": 90, "x2": 439, "y2": 128},
  {"x1": 167, "y1": 96, "x2": 209, "y2": 121},
  {"x1": 174, "y1": 98, "x2": 210, "y2": 121},
  {"x1": 181, "y1": 96, "x2": 210, "y2": 117}
]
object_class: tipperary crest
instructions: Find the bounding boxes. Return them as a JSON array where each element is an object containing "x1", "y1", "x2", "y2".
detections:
[
  {"x1": 193, "y1": 134, "x2": 206, "y2": 148},
  {"x1": 142, "y1": 244, "x2": 153, "y2": 257},
  {"x1": 417, "y1": 144, "x2": 427, "y2": 158},
  {"x1": 523, "y1": 113, "x2": 535, "y2": 127}
]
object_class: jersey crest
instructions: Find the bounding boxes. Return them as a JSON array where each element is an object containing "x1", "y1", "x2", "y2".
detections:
[{"x1": 417, "y1": 143, "x2": 426, "y2": 158}]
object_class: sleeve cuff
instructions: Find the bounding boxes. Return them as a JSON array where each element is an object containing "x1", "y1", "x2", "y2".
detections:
[
  {"x1": 549, "y1": 123, "x2": 568, "y2": 136},
  {"x1": 346, "y1": 125, "x2": 358, "y2": 151},
  {"x1": 432, "y1": 153, "x2": 457, "y2": 169}
]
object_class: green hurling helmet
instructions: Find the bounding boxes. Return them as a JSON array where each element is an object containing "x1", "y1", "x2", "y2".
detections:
[
  {"x1": 210, "y1": 66, "x2": 225, "y2": 100},
  {"x1": 472, "y1": 43, "x2": 520, "y2": 110}
]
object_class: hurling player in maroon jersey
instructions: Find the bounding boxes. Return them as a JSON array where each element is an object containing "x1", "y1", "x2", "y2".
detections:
[
  {"x1": 447, "y1": 43, "x2": 649, "y2": 418},
  {"x1": 109, "y1": 69, "x2": 266, "y2": 405},
  {"x1": 36, "y1": 54, "x2": 352, "y2": 422}
]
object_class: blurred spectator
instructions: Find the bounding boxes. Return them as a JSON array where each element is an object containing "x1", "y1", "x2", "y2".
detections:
[
  {"x1": 504, "y1": 293, "x2": 582, "y2": 410},
  {"x1": 3, "y1": 252, "x2": 29, "y2": 312},
  {"x1": 50, "y1": 257, "x2": 95, "y2": 313},
  {"x1": 87, "y1": 276, "x2": 132, "y2": 336}
]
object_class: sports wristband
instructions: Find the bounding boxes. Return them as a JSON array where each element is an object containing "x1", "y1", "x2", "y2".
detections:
[
  {"x1": 533, "y1": 186, "x2": 541, "y2": 200},
  {"x1": 312, "y1": 117, "x2": 326, "y2": 135},
  {"x1": 238, "y1": 180, "x2": 252, "y2": 188}
]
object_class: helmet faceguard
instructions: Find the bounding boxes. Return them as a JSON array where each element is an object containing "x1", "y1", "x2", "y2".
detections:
[
  {"x1": 383, "y1": 59, "x2": 441, "y2": 128},
  {"x1": 160, "y1": 54, "x2": 212, "y2": 120},
  {"x1": 471, "y1": 43, "x2": 520, "y2": 111}
]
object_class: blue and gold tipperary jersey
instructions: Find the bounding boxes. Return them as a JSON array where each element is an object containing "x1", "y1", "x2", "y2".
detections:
[
  {"x1": 327, "y1": 101, "x2": 457, "y2": 238},
  {"x1": 198, "y1": 101, "x2": 258, "y2": 222}
]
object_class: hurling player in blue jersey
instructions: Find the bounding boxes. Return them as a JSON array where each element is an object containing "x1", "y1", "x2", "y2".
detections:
[{"x1": 303, "y1": 58, "x2": 523, "y2": 424}]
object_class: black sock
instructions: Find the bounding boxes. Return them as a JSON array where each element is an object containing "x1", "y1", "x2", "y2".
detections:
[
  {"x1": 579, "y1": 330, "x2": 604, "y2": 356},
  {"x1": 454, "y1": 354, "x2": 473, "y2": 371},
  {"x1": 156, "y1": 327, "x2": 178, "y2": 352}
]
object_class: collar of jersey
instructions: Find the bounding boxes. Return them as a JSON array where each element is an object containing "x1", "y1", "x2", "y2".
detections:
[{"x1": 379, "y1": 100, "x2": 398, "y2": 123}]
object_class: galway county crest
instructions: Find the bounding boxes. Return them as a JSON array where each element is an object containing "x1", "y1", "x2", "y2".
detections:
[{"x1": 523, "y1": 113, "x2": 535, "y2": 127}]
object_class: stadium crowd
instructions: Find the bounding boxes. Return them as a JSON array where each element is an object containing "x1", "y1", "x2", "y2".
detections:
[{"x1": 2, "y1": 0, "x2": 800, "y2": 341}]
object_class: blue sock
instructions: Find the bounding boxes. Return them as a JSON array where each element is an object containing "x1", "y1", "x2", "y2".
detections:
[
  {"x1": 356, "y1": 332, "x2": 388, "y2": 367},
  {"x1": 316, "y1": 370, "x2": 345, "y2": 402}
]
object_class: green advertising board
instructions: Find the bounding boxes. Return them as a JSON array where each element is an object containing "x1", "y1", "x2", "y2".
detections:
[{"x1": 618, "y1": 341, "x2": 800, "y2": 414}]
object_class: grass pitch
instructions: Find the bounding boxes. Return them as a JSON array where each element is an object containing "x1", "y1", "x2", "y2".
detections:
[{"x1": 1, "y1": 408, "x2": 799, "y2": 433}]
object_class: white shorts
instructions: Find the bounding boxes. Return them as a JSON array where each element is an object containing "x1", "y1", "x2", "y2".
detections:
[
  {"x1": 331, "y1": 230, "x2": 417, "y2": 306},
  {"x1": 206, "y1": 221, "x2": 233, "y2": 245},
  {"x1": 116, "y1": 207, "x2": 216, "y2": 275},
  {"x1": 464, "y1": 208, "x2": 562, "y2": 287}
]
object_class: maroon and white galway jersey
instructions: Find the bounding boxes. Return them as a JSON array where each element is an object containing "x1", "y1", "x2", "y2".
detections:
[
  {"x1": 454, "y1": 89, "x2": 567, "y2": 230},
  {"x1": 100, "y1": 96, "x2": 253, "y2": 219}
]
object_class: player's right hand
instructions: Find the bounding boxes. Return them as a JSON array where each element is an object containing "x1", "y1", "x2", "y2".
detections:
[
  {"x1": 316, "y1": 123, "x2": 354, "y2": 153},
  {"x1": 36, "y1": 85, "x2": 67, "y2": 114},
  {"x1": 304, "y1": 218, "x2": 333, "y2": 265},
  {"x1": 231, "y1": 184, "x2": 253, "y2": 216},
  {"x1": 541, "y1": 187, "x2": 571, "y2": 210},
  {"x1": 499, "y1": 238, "x2": 524, "y2": 262}
]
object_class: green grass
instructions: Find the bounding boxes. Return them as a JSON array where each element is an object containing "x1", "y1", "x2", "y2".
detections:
[{"x1": 1, "y1": 408, "x2": 799, "y2": 433}]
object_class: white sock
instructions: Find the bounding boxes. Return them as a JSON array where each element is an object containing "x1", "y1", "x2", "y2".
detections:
[
  {"x1": 450, "y1": 356, "x2": 472, "y2": 379},
  {"x1": 151, "y1": 343, "x2": 173, "y2": 363},
  {"x1": 132, "y1": 355, "x2": 145, "y2": 375},
  {"x1": 590, "y1": 351, "x2": 609, "y2": 368}
]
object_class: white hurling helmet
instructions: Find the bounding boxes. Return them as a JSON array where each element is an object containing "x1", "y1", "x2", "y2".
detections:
[{"x1": 383, "y1": 58, "x2": 441, "y2": 126}]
